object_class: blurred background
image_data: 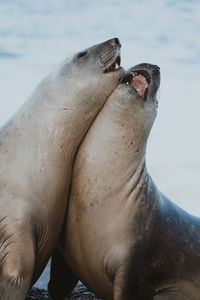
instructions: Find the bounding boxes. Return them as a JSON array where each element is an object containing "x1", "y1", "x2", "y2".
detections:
[{"x1": 0, "y1": 0, "x2": 200, "y2": 289}]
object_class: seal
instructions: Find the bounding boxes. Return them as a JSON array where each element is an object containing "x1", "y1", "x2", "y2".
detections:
[
  {"x1": 49, "y1": 63, "x2": 200, "y2": 300},
  {"x1": 0, "y1": 38, "x2": 124, "y2": 299}
]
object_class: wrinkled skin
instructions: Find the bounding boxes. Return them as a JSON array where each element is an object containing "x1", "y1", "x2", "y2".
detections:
[
  {"x1": 49, "y1": 63, "x2": 200, "y2": 300},
  {"x1": 0, "y1": 38, "x2": 124, "y2": 300}
]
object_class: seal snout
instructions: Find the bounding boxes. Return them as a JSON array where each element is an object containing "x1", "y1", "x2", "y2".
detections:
[
  {"x1": 98, "y1": 38, "x2": 122, "y2": 74},
  {"x1": 123, "y1": 63, "x2": 160, "y2": 100}
]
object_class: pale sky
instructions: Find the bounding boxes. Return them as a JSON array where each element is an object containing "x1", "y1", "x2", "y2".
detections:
[{"x1": 0, "y1": 0, "x2": 200, "y2": 217}]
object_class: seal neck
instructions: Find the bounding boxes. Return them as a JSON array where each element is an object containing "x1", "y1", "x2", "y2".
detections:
[{"x1": 125, "y1": 156, "x2": 148, "y2": 202}]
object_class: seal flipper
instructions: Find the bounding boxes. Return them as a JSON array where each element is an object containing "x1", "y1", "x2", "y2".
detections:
[
  {"x1": 48, "y1": 246, "x2": 78, "y2": 300},
  {"x1": 0, "y1": 226, "x2": 35, "y2": 300}
]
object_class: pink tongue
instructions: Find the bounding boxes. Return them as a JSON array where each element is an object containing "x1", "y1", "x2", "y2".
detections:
[{"x1": 131, "y1": 74, "x2": 148, "y2": 97}]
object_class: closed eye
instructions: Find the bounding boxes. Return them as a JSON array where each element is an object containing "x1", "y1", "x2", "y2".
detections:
[{"x1": 77, "y1": 51, "x2": 88, "y2": 58}]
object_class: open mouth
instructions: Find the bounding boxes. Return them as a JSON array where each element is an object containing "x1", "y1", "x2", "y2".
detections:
[
  {"x1": 104, "y1": 56, "x2": 121, "y2": 73},
  {"x1": 123, "y1": 70, "x2": 150, "y2": 100}
]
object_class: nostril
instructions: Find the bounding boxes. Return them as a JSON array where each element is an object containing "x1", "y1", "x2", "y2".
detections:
[
  {"x1": 153, "y1": 66, "x2": 160, "y2": 78},
  {"x1": 114, "y1": 37, "x2": 120, "y2": 45},
  {"x1": 110, "y1": 37, "x2": 121, "y2": 47},
  {"x1": 153, "y1": 65, "x2": 160, "y2": 71}
]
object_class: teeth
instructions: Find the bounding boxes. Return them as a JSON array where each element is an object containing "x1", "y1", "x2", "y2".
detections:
[{"x1": 104, "y1": 56, "x2": 120, "y2": 73}]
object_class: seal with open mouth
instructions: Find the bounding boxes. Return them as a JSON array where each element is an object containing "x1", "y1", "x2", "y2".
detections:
[
  {"x1": 49, "y1": 64, "x2": 200, "y2": 300},
  {"x1": 0, "y1": 38, "x2": 124, "y2": 299}
]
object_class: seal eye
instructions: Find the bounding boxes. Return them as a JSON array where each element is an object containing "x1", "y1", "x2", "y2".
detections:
[{"x1": 77, "y1": 51, "x2": 88, "y2": 58}]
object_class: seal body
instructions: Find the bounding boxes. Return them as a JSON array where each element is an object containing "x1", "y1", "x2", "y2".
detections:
[
  {"x1": 49, "y1": 64, "x2": 200, "y2": 300},
  {"x1": 0, "y1": 38, "x2": 124, "y2": 300}
]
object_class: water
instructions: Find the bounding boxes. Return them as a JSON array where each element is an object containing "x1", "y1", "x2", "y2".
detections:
[{"x1": 0, "y1": 0, "x2": 200, "y2": 289}]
